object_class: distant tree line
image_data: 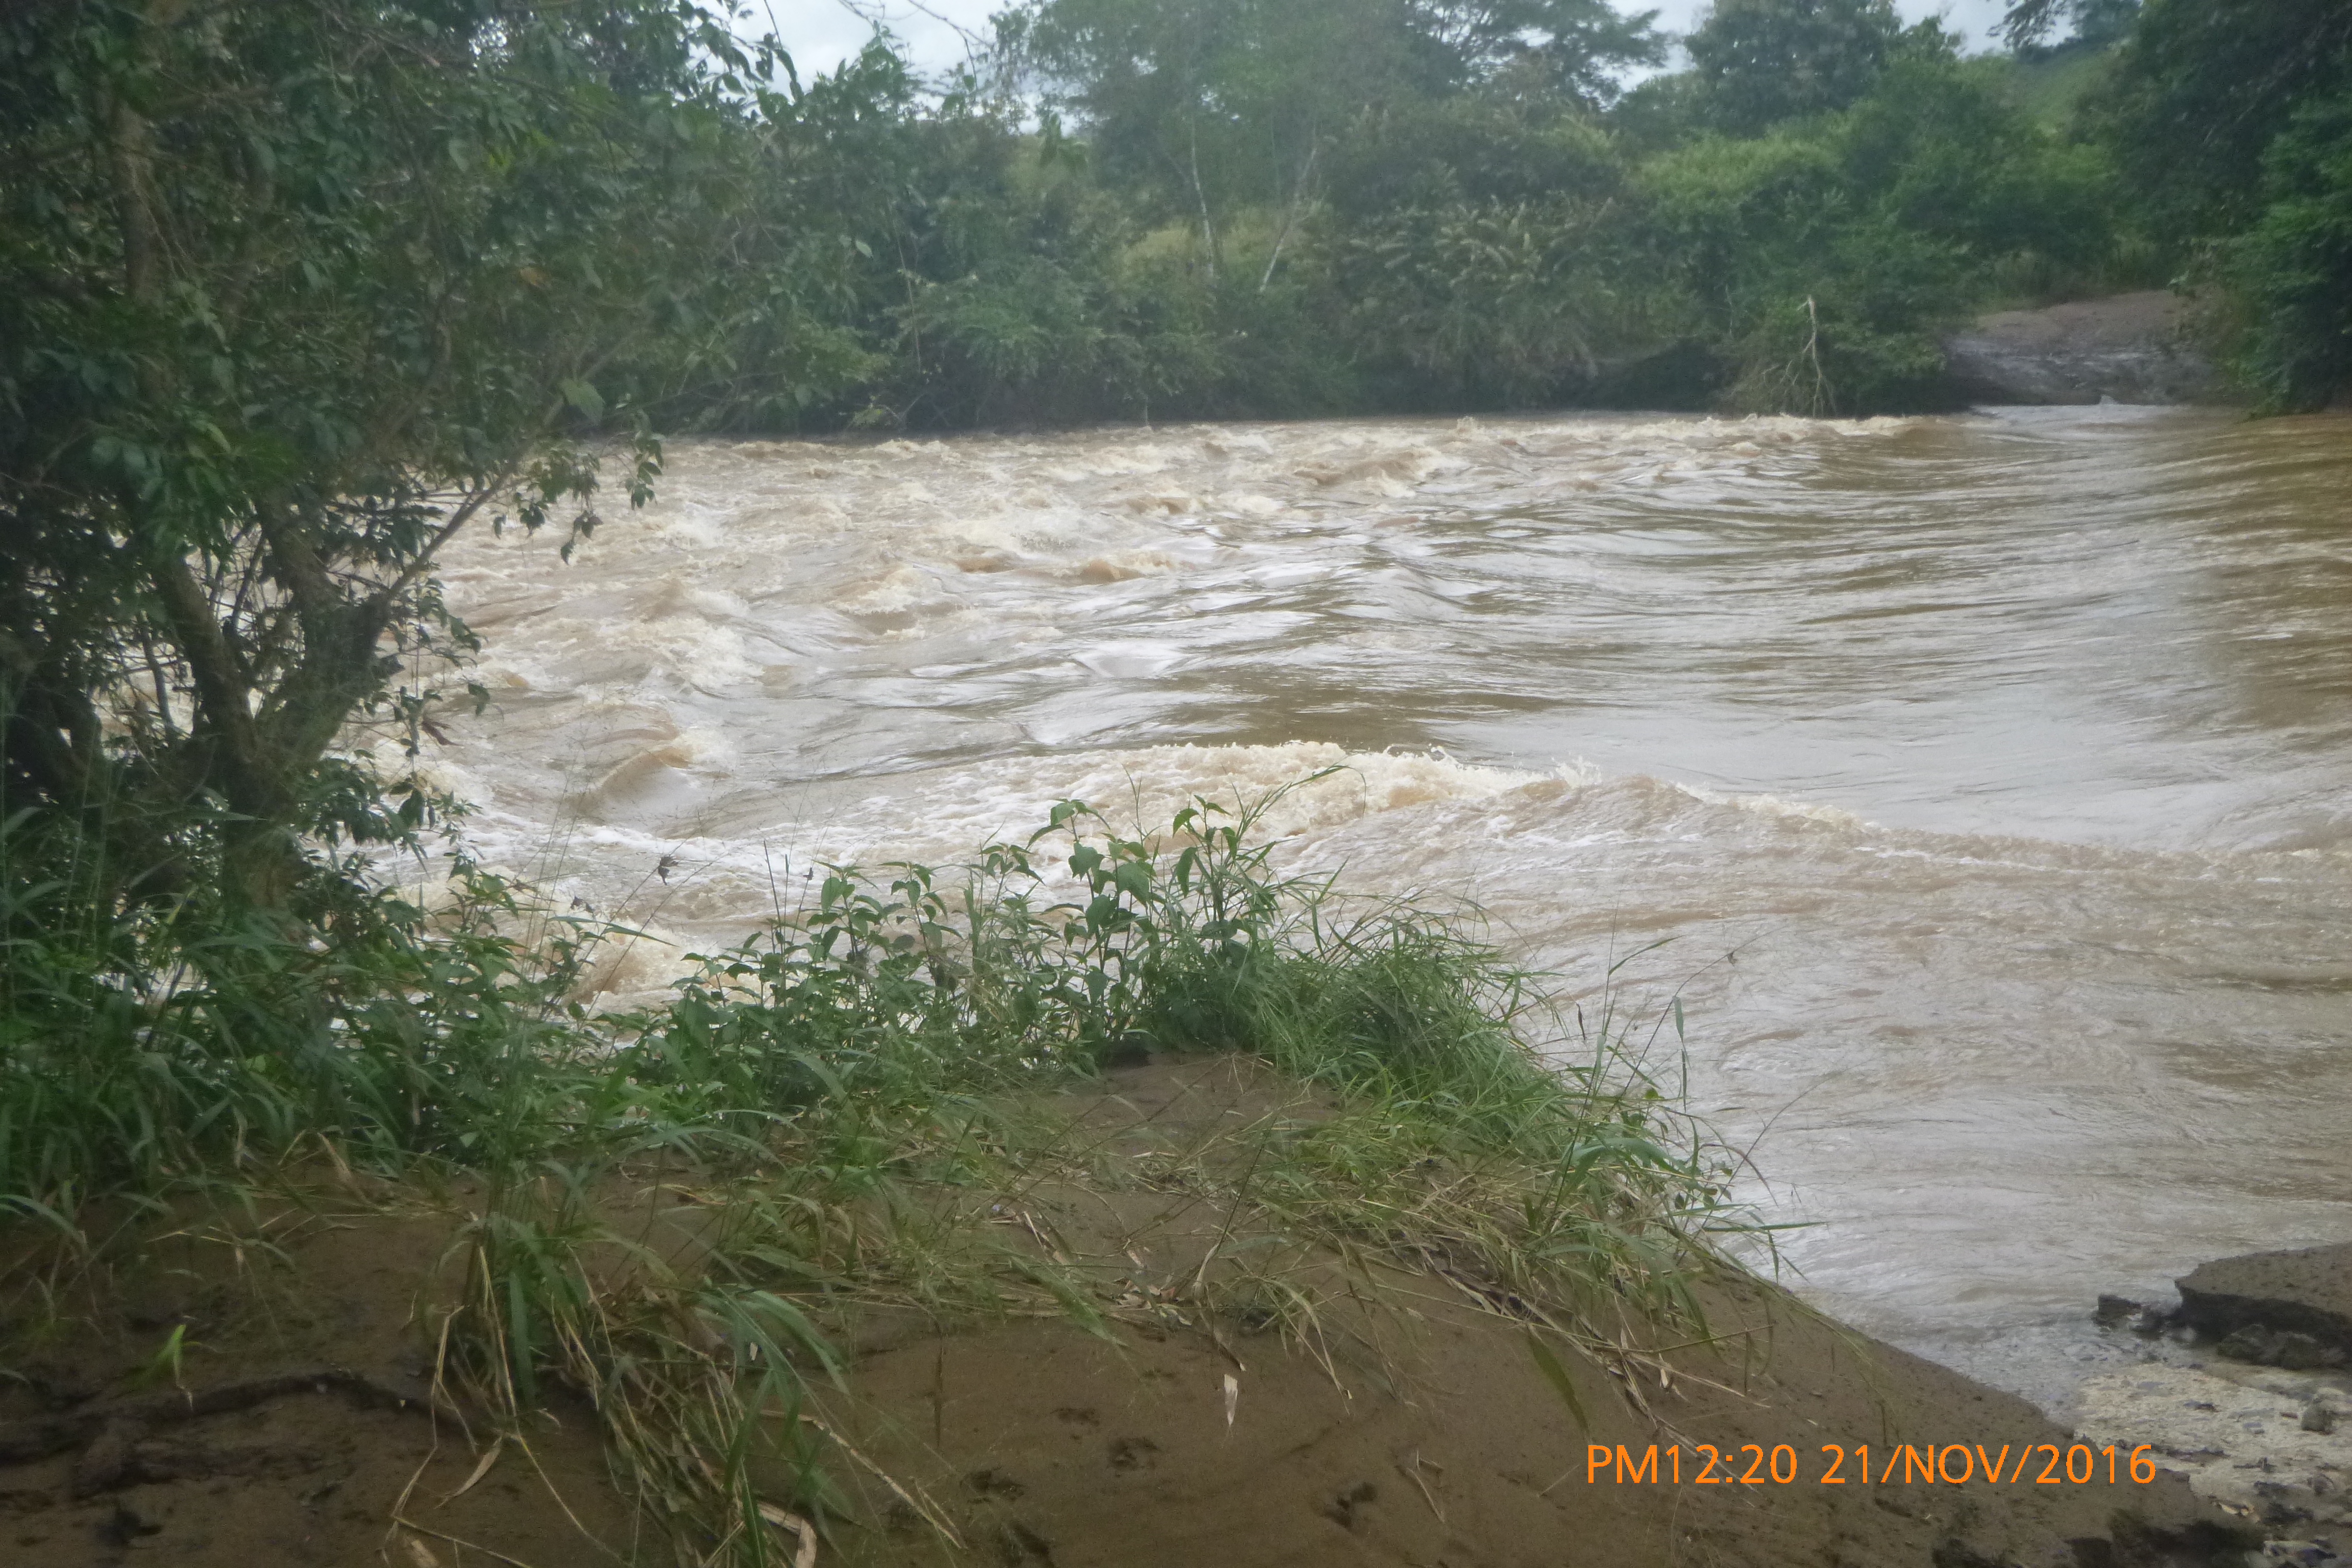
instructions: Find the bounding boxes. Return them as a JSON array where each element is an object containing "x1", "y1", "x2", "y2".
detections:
[
  {"x1": 723, "y1": 0, "x2": 2120, "y2": 425},
  {"x1": 596, "y1": 0, "x2": 2349, "y2": 431}
]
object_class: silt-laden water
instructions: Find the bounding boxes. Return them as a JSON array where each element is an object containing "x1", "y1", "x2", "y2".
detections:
[{"x1": 422, "y1": 403, "x2": 2352, "y2": 1417}]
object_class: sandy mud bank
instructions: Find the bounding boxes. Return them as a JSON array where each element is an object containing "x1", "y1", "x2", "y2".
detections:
[{"x1": 0, "y1": 1061, "x2": 2256, "y2": 1568}]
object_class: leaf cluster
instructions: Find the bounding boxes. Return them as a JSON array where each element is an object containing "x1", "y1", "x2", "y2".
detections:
[{"x1": 1, "y1": 0, "x2": 760, "y2": 908}]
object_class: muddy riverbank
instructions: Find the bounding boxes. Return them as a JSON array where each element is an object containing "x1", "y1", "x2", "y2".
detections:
[{"x1": 0, "y1": 1062, "x2": 2262, "y2": 1568}]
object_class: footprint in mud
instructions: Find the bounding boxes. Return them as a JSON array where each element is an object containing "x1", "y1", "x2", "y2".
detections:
[
  {"x1": 991, "y1": 1518, "x2": 1057, "y2": 1565},
  {"x1": 95, "y1": 1503, "x2": 163, "y2": 1551},
  {"x1": 1051, "y1": 1406, "x2": 1099, "y2": 1429},
  {"x1": 966, "y1": 1467, "x2": 1026, "y2": 1500},
  {"x1": 1319, "y1": 1481, "x2": 1378, "y2": 1531},
  {"x1": 1106, "y1": 1436, "x2": 1159, "y2": 1473}
]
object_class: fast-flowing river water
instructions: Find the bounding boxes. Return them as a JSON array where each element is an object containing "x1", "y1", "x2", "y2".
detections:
[{"x1": 425, "y1": 403, "x2": 2352, "y2": 1417}]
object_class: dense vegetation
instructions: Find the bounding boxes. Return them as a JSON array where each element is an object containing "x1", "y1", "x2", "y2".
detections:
[
  {"x1": 5, "y1": 777, "x2": 1741, "y2": 1556},
  {"x1": 643, "y1": 0, "x2": 2125, "y2": 427},
  {"x1": 0, "y1": 0, "x2": 2344, "y2": 1554},
  {"x1": 646, "y1": 0, "x2": 2342, "y2": 426}
]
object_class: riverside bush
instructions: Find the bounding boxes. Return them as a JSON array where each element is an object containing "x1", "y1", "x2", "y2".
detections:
[{"x1": 3, "y1": 789, "x2": 1741, "y2": 1559}]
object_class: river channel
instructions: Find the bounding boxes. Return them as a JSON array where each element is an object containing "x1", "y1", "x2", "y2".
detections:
[{"x1": 426, "y1": 402, "x2": 2352, "y2": 1416}]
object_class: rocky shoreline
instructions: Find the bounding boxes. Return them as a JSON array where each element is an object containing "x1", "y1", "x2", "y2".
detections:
[
  {"x1": 2178, "y1": 1246, "x2": 2352, "y2": 1364},
  {"x1": 1943, "y1": 291, "x2": 2224, "y2": 406},
  {"x1": 2083, "y1": 1244, "x2": 2352, "y2": 1567}
]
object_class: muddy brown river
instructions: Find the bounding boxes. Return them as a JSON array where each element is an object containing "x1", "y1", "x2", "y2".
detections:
[{"x1": 422, "y1": 403, "x2": 2352, "y2": 1421}]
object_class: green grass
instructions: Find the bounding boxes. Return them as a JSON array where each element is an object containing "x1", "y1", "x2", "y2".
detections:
[{"x1": 1, "y1": 782, "x2": 1748, "y2": 1563}]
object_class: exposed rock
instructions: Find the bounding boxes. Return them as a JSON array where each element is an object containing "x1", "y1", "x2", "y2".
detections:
[
  {"x1": 2075, "y1": 1360, "x2": 2352, "y2": 1540},
  {"x1": 2260, "y1": 1542, "x2": 2348, "y2": 1568},
  {"x1": 2094, "y1": 1290, "x2": 2188, "y2": 1337},
  {"x1": 2098, "y1": 1293, "x2": 2145, "y2": 1327},
  {"x1": 2180, "y1": 1243, "x2": 2352, "y2": 1358},
  {"x1": 2219, "y1": 1326, "x2": 2345, "y2": 1371},
  {"x1": 1943, "y1": 290, "x2": 2222, "y2": 405}
]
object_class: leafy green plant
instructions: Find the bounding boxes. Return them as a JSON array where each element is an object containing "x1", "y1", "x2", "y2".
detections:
[
  {"x1": 2220, "y1": 87, "x2": 2352, "y2": 411},
  {"x1": 6, "y1": 781, "x2": 1750, "y2": 1564}
]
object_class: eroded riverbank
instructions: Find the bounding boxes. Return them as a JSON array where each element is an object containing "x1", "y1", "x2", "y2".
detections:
[{"x1": 0, "y1": 1063, "x2": 2263, "y2": 1568}]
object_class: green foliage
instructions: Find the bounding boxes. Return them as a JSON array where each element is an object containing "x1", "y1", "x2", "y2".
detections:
[
  {"x1": 1334, "y1": 197, "x2": 1643, "y2": 406},
  {"x1": 1681, "y1": 0, "x2": 1913, "y2": 135},
  {"x1": 619, "y1": 42, "x2": 918, "y2": 429},
  {"x1": 2074, "y1": 0, "x2": 2352, "y2": 408},
  {"x1": 964, "y1": 0, "x2": 1673, "y2": 412},
  {"x1": 1003, "y1": 0, "x2": 1663, "y2": 230},
  {"x1": 0, "y1": 0, "x2": 763, "y2": 911},
  {"x1": 5, "y1": 786, "x2": 1736, "y2": 1562},
  {"x1": 2, "y1": 786, "x2": 1722, "y2": 1231},
  {"x1": 1322, "y1": 93, "x2": 1626, "y2": 214},
  {"x1": 956, "y1": 0, "x2": 2136, "y2": 418},
  {"x1": 1989, "y1": 39, "x2": 2116, "y2": 132},
  {"x1": 1635, "y1": 55, "x2": 2105, "y2": 412},
  {"x1": 8, "y1": 4, "x2": 2337, "y2": 1553},
  {"x1": 0, "y1": 814, "x2": 616, "y2": 1208},
  {"x1": 14, "y1": 2, "x2": 2341, "y2": 1182},
  {"x1": 2222, "y1": 88, "x2": 2352, "y2": 412},
  {"x1": 2087, "y1": 0, "x2": 2352, "y2": 242},
  {"x1": 878, "y1": 134, "x2": 1259, "y2": 426}
]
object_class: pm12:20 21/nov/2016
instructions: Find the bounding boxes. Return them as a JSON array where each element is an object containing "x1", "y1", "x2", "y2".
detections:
[{"x1": 1586, "y1": 1442, "x2": 2161, "y2": 1487}]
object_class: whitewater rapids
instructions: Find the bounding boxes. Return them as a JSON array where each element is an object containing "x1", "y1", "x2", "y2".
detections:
[{"x1": 409, "y1": 405, "x2": 2352, "y2": 1427}]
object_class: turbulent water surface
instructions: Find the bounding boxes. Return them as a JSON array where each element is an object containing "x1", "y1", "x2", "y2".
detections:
[{"x1": 426, "y1": 403, "x2": 2352, "y2": 1413}]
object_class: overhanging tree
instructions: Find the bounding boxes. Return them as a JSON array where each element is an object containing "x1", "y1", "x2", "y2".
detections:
[{"x1": 0, "y1": 0, "x2": 771, "y2": 911}]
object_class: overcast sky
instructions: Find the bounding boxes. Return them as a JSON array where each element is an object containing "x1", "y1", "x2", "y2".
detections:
[{"x1": 754, "y1": 0, "x2": 2020, "y2": 83}]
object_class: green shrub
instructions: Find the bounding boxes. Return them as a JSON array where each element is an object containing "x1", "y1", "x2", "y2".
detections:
[{"x1": 2223, "y1": 88, "x2": 2352, "y2": 411}]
